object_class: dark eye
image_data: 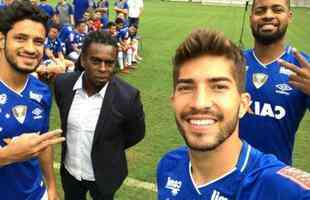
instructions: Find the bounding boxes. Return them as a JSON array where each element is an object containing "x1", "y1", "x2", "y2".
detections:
[
  {"x1": 272, "y1": 6, "x2": 285, "y2": 13},
  {"x1": 105, "y1": 60, "x2": 116, "y2": 65},
  {"x1": 254, "y1": 8, "x2": 265, "y2": 15},
  {"x1": 34, "y1": 39, "x2": 44, "y2": 46},
  {"x1": 90, "y1": 58, "x2": 101, "y2": 65},
  {"x1": 14, "y1": 35, "x2": 27, "y2": 42},
  {"x1": 176, "y1": 84, "x2": 193, "y2": 92},
  {"x1": 213, "y1": 84, "x2": 229, "y2": 91}
]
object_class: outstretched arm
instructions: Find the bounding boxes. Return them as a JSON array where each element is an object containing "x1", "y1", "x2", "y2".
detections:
[{"x1": 0, "y1": 129, "x2": 64, "y2": 166}]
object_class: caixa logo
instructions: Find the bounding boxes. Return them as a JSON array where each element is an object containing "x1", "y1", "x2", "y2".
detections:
[{"x1": 248, "y1": 101, "x2": 286, "y2": 120}]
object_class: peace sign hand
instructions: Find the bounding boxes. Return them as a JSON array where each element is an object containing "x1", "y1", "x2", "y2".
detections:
[{"x1": 278, "y1": 48, "x2": 310, "y2": 95}]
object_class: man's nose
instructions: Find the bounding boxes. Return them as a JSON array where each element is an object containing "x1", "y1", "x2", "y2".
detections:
[
  {"x1": 24, "y1": 40, "x2": 36, "y2": 53},
  {"x1": 192, "y1": 86, "x2": 213, "y2": 110}
]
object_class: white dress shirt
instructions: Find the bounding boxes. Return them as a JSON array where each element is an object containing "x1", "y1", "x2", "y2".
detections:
[{"x1": 64, "y1": 73, "x2": 109, "y2": 181}]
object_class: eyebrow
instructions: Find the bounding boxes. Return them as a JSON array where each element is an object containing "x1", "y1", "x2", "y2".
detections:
[
  {"x1": 176, "y1": 77, "x2": 233, "y2": 85},
  {"x1": 255, "y1": 4, "x2": 285, "y2": 9}
]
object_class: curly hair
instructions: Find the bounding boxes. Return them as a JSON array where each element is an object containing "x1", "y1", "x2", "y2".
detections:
[{"x1": 0, "y1": 0, "x2": 48, "y2": 36}]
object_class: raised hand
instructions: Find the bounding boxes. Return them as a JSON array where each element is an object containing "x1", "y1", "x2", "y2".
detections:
[{"x1": 278, "y1": 48, "x2": 310, "y2": 95}]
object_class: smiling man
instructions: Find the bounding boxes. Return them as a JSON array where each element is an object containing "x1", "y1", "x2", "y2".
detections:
[
  {"x1": 0, "y1": 1, "x2": 64, "y2": 200},
  {"x1": 156, "y1": 29, "x2": 310, "y2": 200},
  {"x1": 239, "y1": 0, "x2": 310, "y2": 165}
]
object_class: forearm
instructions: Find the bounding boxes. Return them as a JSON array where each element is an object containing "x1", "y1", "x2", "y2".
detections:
[
  {"x1": 46, "y1": 49, "x2": 57, "y2": 62},
  {"x1": 38, "y1": 146, "x2": 57, "y2": 189},
  {"x1": 0, "y1": 147, "x2": 14, "y2": 166}
]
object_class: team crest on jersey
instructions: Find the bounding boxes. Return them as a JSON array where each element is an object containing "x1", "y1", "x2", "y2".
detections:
[
  {"x1": 12, "y1": 105, "x2": 27, "y2": 124},
  {"x1": 29, "y1": 91, "x2": 43, "y2": 103},
  {"x1": 165, "y1": 177, "x2": 182, "y2": 196},
  {"x1": 0, "y1": 93, "x2": 7, "y2": 105},
  {"x1": 277, "y1": 166, "x2": 310, "y2": 190},
  {"x1": 0, "y1": 126, "x2": 2, "y2": 132},
  {"x1": 252, "y1": 73, "x2": 268, "y2": 89}
]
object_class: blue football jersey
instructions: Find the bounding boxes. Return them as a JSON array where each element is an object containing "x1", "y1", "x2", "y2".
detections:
[
  {"x1": 240, "y1": 46, "x2": 310, "y2": 165},
  {"x1": 44, "y1": 37, "x2": 63, "y2": 60},
  {"x1": 0, "y1": 75, "x2": 52, "y2": 200},
  {"x1": 157, "y1": 143, "x2": 310, "y2": 200}
]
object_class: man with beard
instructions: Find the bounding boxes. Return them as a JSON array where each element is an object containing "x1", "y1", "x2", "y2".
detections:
[
  {"x1": 0, "y1": 1, "x2": 65, "y2": 200},
  {"x1": 54, "y1": 31, "x2": 145, "y2": 200},
  {"x1": 157, "y1": 28, "x2": 310, "y2": 199},
  {"x1": 239, "y1": 0, "x2": 310, "y2": 165}
]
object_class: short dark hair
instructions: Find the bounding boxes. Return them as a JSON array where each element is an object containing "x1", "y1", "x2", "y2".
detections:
[
  {"x1": 48, "y1": 22, "x2": 60, "y2": 31},
  {"x1": 115, "y1": 17, "x2": 124, "y2": 25},
  {"x1": 251, "y1": 0, "x2": 290, "y2": 10},
  {"x1": 75, "y1": 20, "x2": 86, "y2": 28},
  {"x1": 107, "y1": 21, "x2": 116, "y2": 29},
  {"x1": 173, "y1": 29, "x2": 246, "y2": 93},
  {"x1": 0, "y1": 1, "x2": 48, "y2": 36},
  {"x1": 81, "y1": 31, "x2": 118, "y2": 57}
]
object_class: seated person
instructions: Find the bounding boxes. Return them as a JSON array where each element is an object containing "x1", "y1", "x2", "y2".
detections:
[
  {"x1": 36, "y1": 23, "x2": 74, "y2": 80},
  {"x1": 128, "y1": 25, "x2": 142, "y2": 64},
  {"x1": 114, "y1": 0, "x2": 128, "y2": 18},
  {"x1": 116, "y1": 18, "x2": 133, "y2": 73},
  {"x1": 67, "y1": 20, "x2": 87, "y2": 62},
  {"x1": 106, "y1": 21, "x2": 117, "y2": 37},
  {"x1": 58, "y1": 24, "x2": 75, "y2": 55},
  {"x1": 95, "y1": 0, "x2": 109, "y2": 18}
]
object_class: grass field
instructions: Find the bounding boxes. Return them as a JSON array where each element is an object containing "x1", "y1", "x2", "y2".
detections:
[{"x1": 48, "y1": 0, "x2": 310, "y2": 199}]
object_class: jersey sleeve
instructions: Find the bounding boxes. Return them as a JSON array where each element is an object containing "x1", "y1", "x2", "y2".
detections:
[
  {"x1": 258, "y1": 166, "x2": 310, "y2": 199},
  {"x1": 305, "y1": 53, "x2": 310, "y2": 110}
]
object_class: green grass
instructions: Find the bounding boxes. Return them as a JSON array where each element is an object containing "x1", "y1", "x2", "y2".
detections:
[{"x1": 48, "y1": 0, "x2": 310, "y2": 199}]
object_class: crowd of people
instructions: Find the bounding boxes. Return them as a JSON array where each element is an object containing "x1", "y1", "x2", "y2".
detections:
[
  {"x1": 0, "y1": 0, "x2": 144, "y2": 79},
  {"x1": 0, "y1": 0, "x2": 309, "y2": 200}
]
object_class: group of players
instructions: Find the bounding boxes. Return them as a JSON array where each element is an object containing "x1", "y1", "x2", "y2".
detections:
[
  {"x1": 0, "y1": 0, "x2": 143, "y2": 79},
  {"x1": 0, "y1": 0, "x2": 310, "y2": 199}
]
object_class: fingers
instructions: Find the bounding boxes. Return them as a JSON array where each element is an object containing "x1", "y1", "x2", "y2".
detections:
[
  {"x1": 34, "y1": 137, "x2": 65, "y2": 153},
  {"x1": 32, "y1": 129, "x2": 65, "y2": 154},
  {"x1": 278, "y1": 59, "x2": 304, "y2": 77},
  {"x1": 293, "y1": 48, "x2": 309, "y2": 68},
  {"x1": 34, "y1": 129, "x2": 63, "y2": 145}
]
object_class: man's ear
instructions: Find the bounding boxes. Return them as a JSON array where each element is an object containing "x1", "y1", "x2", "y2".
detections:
[
  {"x1": 0, "y1": 32, "x2": 5, "y2": 49},
  {"x1": 288, "y1": 10, "x2": 293, "y2": 24},
  {"x1": 170, "y1": 93, "x2": 175, "y2": 110},
  {"x1": 79, "y1": 55, "x2": 86, "y2": 69},
  {"x1": 239, "y1": 92, "x2": 251, "y2": 119}
]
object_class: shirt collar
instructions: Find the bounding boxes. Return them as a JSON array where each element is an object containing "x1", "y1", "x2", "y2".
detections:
[{"x1": 73, "y1": 72, "x2": 110, "y2": 98}]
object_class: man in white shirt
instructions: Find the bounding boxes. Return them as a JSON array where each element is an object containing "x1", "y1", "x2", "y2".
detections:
[
  {"x1": 127, "y1": 0, "x2": 143, "y2": 28},
  {"x1": 55, "y1": 31, "x2": 145, "y2": 200}
]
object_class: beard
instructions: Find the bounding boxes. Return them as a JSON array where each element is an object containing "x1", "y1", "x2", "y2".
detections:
[
  {"x1": 176, "y1": 107, "x2": 239, "y2": 152},
  {"x1": 4, "y1": 44, "x2": 40, "y2": 75},
  {"x1": 251, "y1": 23, "x2": 288, "y2": 45}
]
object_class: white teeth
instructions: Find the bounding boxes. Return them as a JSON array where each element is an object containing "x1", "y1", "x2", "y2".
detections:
[{"x1": 189, "y1": 119, "x2": 215, "y2": 126}]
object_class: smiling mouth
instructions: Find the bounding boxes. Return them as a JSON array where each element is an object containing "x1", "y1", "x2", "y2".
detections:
[
  {"x1": 189, "y1": 119, "x2": 216, "y2": 126},
  {"x1": 259, "y1": 23, "x2": 279, "y2": 30}
]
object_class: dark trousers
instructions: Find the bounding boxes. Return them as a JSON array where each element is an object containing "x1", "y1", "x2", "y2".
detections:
[
  {"x1": 61, "y1": 166, "x2": 114, "y2": 200},
  {"x1": 128, "y1": 17, "x2": 140, "y2": 28}
]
